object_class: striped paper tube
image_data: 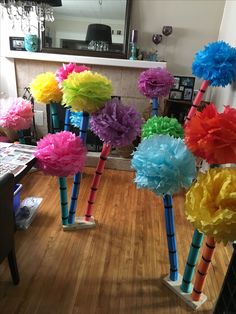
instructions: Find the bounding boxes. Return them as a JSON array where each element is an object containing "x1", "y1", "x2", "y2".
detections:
[
  {"x1": 68, "y1": 112, "x2": 90, "y2": 224},
  {"x1": 152, "y1": 97, "x2": 158, "y2": 116},
  {"x1": 180, "y1": 229, "x2": 204, "y2": 293},
  {"x1": 17, "y1": 130, "x2": 25, "y2": 144},
  {"x1": 50, "y1": 102, "x2": 60, "y2": 133},
  {"x1": 64, "y1": 109, "x2": 71, "y2": 131},
  {"x1": 163, "y1": 194, "x2": 178, "y2": 281},
  {"x1": 84, "y1": 143, "x2": 111, "y2": 221},
  {"x1": 49, "y1": 103, "x2": 69, "y2": 225},
  {"x1": 58, "y1": 108, "x2": 72, "y2": 226},
  {"x1": 191, "y1": 236, "x2": 216, "y2": 301},
  {"x1": 185, "y1": 80, "x2": 209, "y2": 126}
]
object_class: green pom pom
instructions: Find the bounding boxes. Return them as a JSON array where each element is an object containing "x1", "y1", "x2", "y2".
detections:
[{"x1": 142, "y1": 116, "x2": 184, "y2": 140}]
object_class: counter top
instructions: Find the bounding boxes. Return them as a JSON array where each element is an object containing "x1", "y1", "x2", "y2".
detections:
[{"x1": 4, "y1": 51, "x2": 166, "y2": 69}]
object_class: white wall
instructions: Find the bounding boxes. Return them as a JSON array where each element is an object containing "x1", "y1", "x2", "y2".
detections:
[
  {"x1": 211, "y1": 0, "x2": 236, "y2": 111},
  {"x1": 131, "y1": 0, "x2": 225, "y2": 89}
]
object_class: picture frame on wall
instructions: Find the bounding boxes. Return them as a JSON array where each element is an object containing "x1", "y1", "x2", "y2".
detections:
[
  {"x1": 169, "y1": 76, "x2": 195, "y2": 101},
  {"x1": 9, "y1": 36, "x2": 26, "y2": 51}
]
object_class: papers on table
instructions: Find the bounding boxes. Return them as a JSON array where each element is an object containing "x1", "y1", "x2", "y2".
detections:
[{"x1": 0, "y1": 142, "x2": 36, "y2": 177}]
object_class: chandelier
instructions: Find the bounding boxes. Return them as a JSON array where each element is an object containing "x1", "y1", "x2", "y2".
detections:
[{"x1": 0, "y1": 0, "x2": 62, "y2": 32}]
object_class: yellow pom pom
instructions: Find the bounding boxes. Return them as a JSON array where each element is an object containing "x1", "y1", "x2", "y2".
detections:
[
  {"x1": 30, "y1": 72, "x2": 62, "y2": 104},
  {"x1": 185, "y1": 168, "x2": 236, "y2": 244},
  {"x1": 62, "y1": 71, "x2": 113, "y2": 113}
]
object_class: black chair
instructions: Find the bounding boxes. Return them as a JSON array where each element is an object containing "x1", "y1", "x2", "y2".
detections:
[{"x1": 0, "y1": 173, "x2": 19, "y2": 285}]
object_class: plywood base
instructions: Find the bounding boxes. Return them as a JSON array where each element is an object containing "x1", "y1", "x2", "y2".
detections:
[
  {"x1": 63, "y1": 216, "x2": 96, "y2": 231},
  {"x1": 163, "y1": 274, "x2": 207, "y2": 310}
]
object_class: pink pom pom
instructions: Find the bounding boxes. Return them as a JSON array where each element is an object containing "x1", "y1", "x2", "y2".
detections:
[
  {"x1": 35, "y1": 131, "x2": 87, "y2": 177},
  {"x1": 0, "y1": 97, "x2": 33, "y2": 130},
  {"x1": 56, "y1": 63, "x2": 89, "y2": 85}
]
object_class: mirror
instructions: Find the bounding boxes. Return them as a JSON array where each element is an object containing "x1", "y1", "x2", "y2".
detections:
[{"x1": 42, "y1": 0, "x2": 132, "y2": 59}]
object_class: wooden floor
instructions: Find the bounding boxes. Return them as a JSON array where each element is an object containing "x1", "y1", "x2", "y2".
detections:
[{"x1": 0, "y1": 168, "x2": 232, "y2": 314}]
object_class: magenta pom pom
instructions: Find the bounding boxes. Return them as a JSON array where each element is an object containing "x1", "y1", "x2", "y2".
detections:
[
  {"x1": 56, "y1": 63, "x2": 89, "y2": 85},
  {"x1": 90, "y1": 98, "x2": 143, "y2": 147},
  {"x1": 138, "y1": 67, "x2": 174, "y2": 98},
  {"x1": 0, "y1": 97, "x2": 33, "y2": 130},
  {"x1": 35, "y1": 131, "x2": 87, "y2": 177}
]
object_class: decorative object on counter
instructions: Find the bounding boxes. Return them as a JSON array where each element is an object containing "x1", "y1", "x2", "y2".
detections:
[
  {"x1": 0, "y1": 97, "x2": 33, "y2": 144},
  {"x1": 85, "y1": 23, "x2": 112, "y2": 52},
  {"x1": 152, "y1": 33, "x2": 162, "y2": 45},
  {"x1": 9, "y1": 36, "x2": 26, "y2": 51},
  {"x1": 24, "y1": 34, "x2": 39, "y2": 52},
  {"x1": 132, "y1": 134, "x2": 196, "y2": 281},
  {"x1": 185, "y1": 41, "x2": 236, "y2": 124},
  {"x1": 129, "y1": 29, "x2": 138, "y2": 60},
  {"x1": 138, "y1": 67, "x2": 174, "y2": 116},
  {"x1": 84, "y1": 97, "x2": 143, "y2": 223},
  {"x1": 162, "y1": 26, "x2": 173, "y2": 37},
  {"x1": 0, "y1": 0, "x2": 61, "y2": 33},
  {"x1": 162, "y1": 26, "x2": 173, "y2": 62}
]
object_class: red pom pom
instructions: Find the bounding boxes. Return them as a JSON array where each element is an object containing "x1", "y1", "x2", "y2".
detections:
[{"x1": 185, "y1": 104, "x2": 236, "y2": 164}]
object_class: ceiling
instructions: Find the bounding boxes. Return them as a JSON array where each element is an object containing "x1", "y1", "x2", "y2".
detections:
[{"x1": 54, "y1": 0, "x2": 127, "y2": 20}]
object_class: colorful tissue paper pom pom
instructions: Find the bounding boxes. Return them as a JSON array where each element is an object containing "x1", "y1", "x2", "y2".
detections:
[
  {"x1": 62, "y1": 71, "x2": 113, "y2": 113},
  {"x1": 35, "y1": 131, "x2": 87, "y2": 177},
  {"x1": 30, "y1": 72, "x2": 62, "y2": 104},
  {"x1": 138, "y1": 67, "x2": 174, "y2": 98},
  {"x1": 132, "y1": 134, "x2": 196, "y2": 195},
  {"x1": 142, "y1": 116, "x2": 183, "y2": 140},
  {"x1": 192, "y1": 41, "x2": 236, "y2": 87},
  {"x1": 90, "y1": 98, "x2": 143, "y2": 147},
  {"x1": 185, "y1": 168, "x2": 236, "y2": 244},
  {"x1": 0, "y1": 97, "x2": 33, "y2": 130},
  {"x1": 69, "y1": 111, "x2": 90, "y2": 128},
  {"x1": 56, "y1": 63, "x2": 89, "y2": 85},
  {"x1": 185, "y1": 103, "x2": 236, "y2": 164}
]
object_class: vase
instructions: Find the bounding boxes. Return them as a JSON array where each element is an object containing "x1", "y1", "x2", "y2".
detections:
[{"x1": 24, "y1": 34, "x2": 38, "y2": 52}]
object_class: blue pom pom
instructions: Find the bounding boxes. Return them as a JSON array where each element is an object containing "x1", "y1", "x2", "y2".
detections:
[
  {"x1": 70, "y1": 111, "x2": 90, "y2": 128},
  {"x1": 192, "y1": 41, "x2": 236, "y2": 87},
  {"x1": 131, "y1": 135, "x2": 196, "y2": 195}
]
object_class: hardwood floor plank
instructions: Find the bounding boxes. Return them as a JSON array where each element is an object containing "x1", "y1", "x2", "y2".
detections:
[{"x1": 0, "y1": 168, "x2": 232, "y2": 314}]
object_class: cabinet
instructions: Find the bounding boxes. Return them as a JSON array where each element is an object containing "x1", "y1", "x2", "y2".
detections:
[{"x1": 163, "y1": 99, "x2": 208, "y2": 124}]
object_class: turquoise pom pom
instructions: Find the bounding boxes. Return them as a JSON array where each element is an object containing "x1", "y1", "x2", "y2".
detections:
[{"x1": 131, "y1": 135, "x2": 196, "y2": 195}]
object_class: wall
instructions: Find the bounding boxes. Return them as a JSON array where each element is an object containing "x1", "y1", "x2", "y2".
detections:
[
  {"x1": 211, "y1": 0, "x2": 236, "y2": 111},
  {"x1": 0, "y1": 0, "x2": 227, "y2": 137},
  {"x1": 131, "y1": 0, "x2": 225, "y2": 87}
]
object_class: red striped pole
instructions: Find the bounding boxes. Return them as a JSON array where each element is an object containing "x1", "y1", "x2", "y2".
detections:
[{"x1": 84, "y1": 143, "x2": 111, "y2": 221}]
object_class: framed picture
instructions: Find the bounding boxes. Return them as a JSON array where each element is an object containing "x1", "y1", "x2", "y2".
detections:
[
  {"x1": 173, "y1": 77, "x2": 180, "y2": 89},
  {"x1": 9, "y1": 36, "x2": 26, "y2": 51},
  {"x1": 169, "y1": 90, "x2": 182, "y2": 100},
  {"x1": 169, "y1": 76, "x2": 195, "y2": 101},
  {"x1": 183, "y1": 87, "x2": 193, "y2": 101}
]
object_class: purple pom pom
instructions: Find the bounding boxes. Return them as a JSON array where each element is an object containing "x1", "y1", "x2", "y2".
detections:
[
  {"x1": 138, "y1": 67, "x2": 174, "y2": 98},
  {"x1": 90, "y1": 98, "x2": 143, "y2": 147},
  {"x1": 35, "y1": 131, "x2": 87, "y2": 177}
]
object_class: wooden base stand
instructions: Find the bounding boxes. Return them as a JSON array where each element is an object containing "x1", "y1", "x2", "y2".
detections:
[
  {"x1": 163, "y1": 274, "x2": 207, "y2": 310},
  {"x1": 63, "y1": 216, "x2": 96, "y2": 231}
]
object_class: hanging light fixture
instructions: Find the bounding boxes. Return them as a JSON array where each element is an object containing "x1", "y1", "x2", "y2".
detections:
[{"x1": 0, "y1": 0, "x2": 62, "y2": 32}]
